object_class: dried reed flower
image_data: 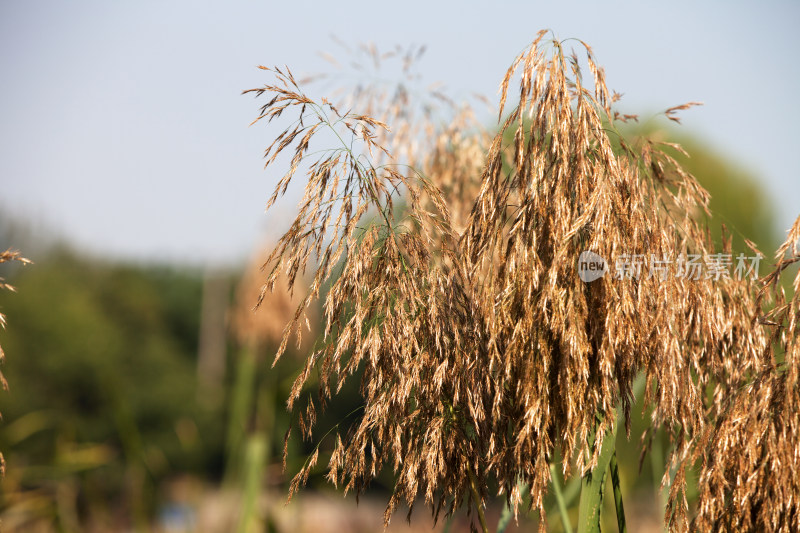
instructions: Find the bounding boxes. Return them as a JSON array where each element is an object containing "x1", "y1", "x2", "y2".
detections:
[
  {"x1": 247, "y1": 32, "x2": 775, "y2": 530},
  {"x1": 0, "y1": 248, "x2": 31, "y2": 477},
  {"x1": 314, "y1": 41, "x2": 456, "y2": 171},
  {"x1": 691, "y1": 216, "x2": 800, "y2": 532}
]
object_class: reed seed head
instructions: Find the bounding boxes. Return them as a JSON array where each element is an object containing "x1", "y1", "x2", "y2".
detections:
[{"x1": 247, "y1": 32, "x2": 793, "y2": 530}]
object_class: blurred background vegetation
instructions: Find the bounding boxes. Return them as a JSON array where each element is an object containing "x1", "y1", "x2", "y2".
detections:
[{"x1": 0, "y1": 117, "x2": 785, "y2": 532}]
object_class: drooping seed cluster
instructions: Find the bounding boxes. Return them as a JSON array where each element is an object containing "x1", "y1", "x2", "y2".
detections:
[
  {"x1": 691, "y1": 216, "x2": 800, "y2": 532},
  {"x1": 0, "y1": 248, "x2": 31, "y2": 477},
  {"x1": 246, "y1": 31, "x2": 793, "y2": 531}
]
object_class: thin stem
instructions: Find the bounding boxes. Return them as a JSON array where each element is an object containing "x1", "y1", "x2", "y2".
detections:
[
  {"x1": 224, "y1": 346, "x2": 257, "y2": 485},
  {"x1": 466, "y1": 468, "x2": 490, "y2": 533},
  {"x1": 235, "y1": 433, "x2": 268, "y2": 533},
  {"x1": 609, "y1": 451, "x2": 627, "y2": 533},
  {"x1": 550, "y1": 463, "x2": 574, "y2": 533}
]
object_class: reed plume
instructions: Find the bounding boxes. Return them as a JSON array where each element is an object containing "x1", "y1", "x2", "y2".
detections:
[
  {"x1": 246, "y1": 31, "x2": 790, "y2": 531},
  {"x1": 0, "y1": 248, "x2": 30, "y2": 477}
]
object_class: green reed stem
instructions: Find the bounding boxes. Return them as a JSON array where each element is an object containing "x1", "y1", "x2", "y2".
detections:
[
  {"x1": 577, "y1": 414, "x2": 618, "y2": 533},
  {"x1": 609, "y1": 451, "x2": 627, "y2": 532}
]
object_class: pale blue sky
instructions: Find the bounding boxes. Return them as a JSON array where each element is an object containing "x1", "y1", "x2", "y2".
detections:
[{"x1": 1, "y1": 1, "x2": 798, "y2": 266}]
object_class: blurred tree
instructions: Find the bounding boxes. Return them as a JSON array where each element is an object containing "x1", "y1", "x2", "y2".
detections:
[{"x1": 0, "y1": 246, "x2": 223, "y2": 529}]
